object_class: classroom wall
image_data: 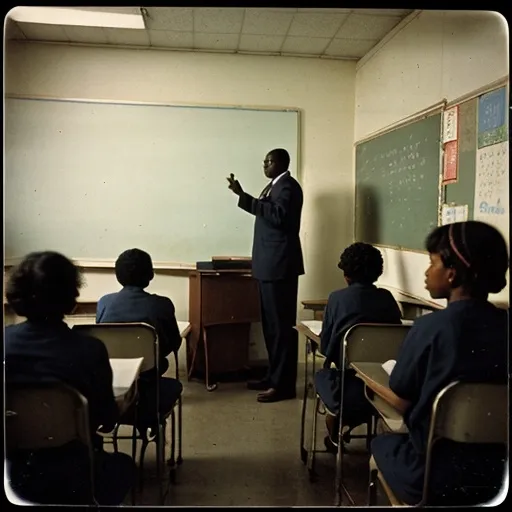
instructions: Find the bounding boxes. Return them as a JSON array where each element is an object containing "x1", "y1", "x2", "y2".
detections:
[
  {"x1": 355, "y1": 10, "x2": 509, "y2": 305},
  {"x1": 5, "y1": 40, "x2": 356, "y2": 360}
]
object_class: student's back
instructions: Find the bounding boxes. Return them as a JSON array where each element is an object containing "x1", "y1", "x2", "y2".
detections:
[
  {"x1": 5, "y1": 320, "x2": 118, "y2": 438},
  {"x1": 321, "y1": 282, "x2": 402, "y2": 365},
  {"x1": 96, "y1": 249, "x2": 182, "y2": 375},
  {"x1": 97, "y1": 286, "x2": 181, "y2": 373}
]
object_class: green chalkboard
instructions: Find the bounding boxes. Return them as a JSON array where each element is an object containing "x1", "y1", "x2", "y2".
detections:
[
  {"x1": 444, "y1": 98, "x2": 477, "y2": 218},
  {"x1": 355, "y1": 113, "x2": 442, "y2": 251}
]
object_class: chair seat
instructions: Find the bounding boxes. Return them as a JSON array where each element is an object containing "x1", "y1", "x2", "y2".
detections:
[{"x1": 121, "y1": 377, "x2": 182, "y2": 428}]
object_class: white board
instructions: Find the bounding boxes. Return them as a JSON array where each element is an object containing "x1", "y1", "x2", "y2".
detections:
[{"x1": 5, "y1": 97, "x2": 299, "y2": 263}]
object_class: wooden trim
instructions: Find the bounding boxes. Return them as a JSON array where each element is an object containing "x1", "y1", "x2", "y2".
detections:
[
  {"x1": 4, "y1": 257, "x2": 196, "y2": 271},
  {"x1": 355, "y1": 100, "x2": 446, "y2": 146},
  {"x1": 5, "y1": 92, "x2": 300, "y2": 114},
  {"x1": 445, "y1": 77, "x2": 509, "y2": 108}
]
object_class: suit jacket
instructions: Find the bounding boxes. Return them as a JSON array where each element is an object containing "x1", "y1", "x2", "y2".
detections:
[
  {"x1": 238, "y1": 171, "x2": 304, "y2": 281},
  {"x1": 96, "y1": 286, "x2": 182, "y2": 375}
]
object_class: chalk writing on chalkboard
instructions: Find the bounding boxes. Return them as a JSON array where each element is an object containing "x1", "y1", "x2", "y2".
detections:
[
  {"x1": 478, "y1": 87, "x2": 507, "y2": 148},
  {"x1": 474, "y1": 141, "x2": 509, "y2": 242}
]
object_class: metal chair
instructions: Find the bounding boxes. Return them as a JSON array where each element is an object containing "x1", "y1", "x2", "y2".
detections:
[
  {"x1": 368, "y1": 381, "x2": 508, "y2": 506},
  {"x1": 5, "y1": 381, "x2": 97, "y2": 505},
  {"x1": 73, "y1": 322, "x2": 180, "y2": 503},
  {"x1": 308, "y1": 322, "x2": 412, "y2": 506}
]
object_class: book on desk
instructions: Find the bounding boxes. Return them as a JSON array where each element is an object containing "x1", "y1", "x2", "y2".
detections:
[{"x1": 196, "y1": 256, "x2": 252, "y2": 271}]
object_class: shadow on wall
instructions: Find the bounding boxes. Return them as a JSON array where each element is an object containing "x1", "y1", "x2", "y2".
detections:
[
  {"x1": 355, "y1": 184, "x2": 380, "y2": 246},
  {"x1": 306, "y1": 189, "x2": 353, "y2": 298}
]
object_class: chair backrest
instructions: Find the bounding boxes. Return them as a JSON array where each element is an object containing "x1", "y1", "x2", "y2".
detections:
[
  {"x1": 5, "y1": 381, "x2": 91, "y2": 453},
  {"x1": 422, "y1": 381, "x2": 508, "y2": 505},
  {"x1": 73, "y1": 322, "x2": 158, "y2": 373},
  {"x1": 5, "y1": 381, "x2": 96, "y2": 504},
  {"x1": 430, "y1": 381, "x2": 508, "y2": 444},
  {"x1": 344, "y1": 323, "x2": 412, "y2": 365}
]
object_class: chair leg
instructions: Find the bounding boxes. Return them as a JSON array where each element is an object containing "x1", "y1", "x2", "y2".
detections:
[
  {"x1": 139, "y1": 432, "x2": 150, "y2": 493},
  {"x1": 203, "y1": 328, "x2": 218, "y2": 391},
  {"x1": 169, "y1": 411, "x2": 176, "y2": 468},
  {"x1": 307, "y1": 395, "x2": 320, "y2": 482},
  {"x1": 131, "y1": 425, "x2": 138, "y2": 505},
  {"x1": 112, "y1": 424, "x2": 120, "y2": 453},
  {"x1": 177, "y1": 396, "x2": 183, "y2": 465},
  {"x1": 300, "y1": 338, "x2": 309, "y2": 465},
  {"x1": 368, "y1": 467, "x2": 378, "y2": 505},
  {"x1": 156, "y1": 423, "x2": 166, "y2": 504}
]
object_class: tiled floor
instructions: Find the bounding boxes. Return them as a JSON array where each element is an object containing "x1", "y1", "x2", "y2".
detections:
[{"x1": 113, "y1": 362, "x2": 373, "y2": 507}]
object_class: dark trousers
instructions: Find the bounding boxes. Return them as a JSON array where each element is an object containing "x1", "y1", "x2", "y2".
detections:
[{"x1": 258, "y1": 276, "x2": 299, "y2": 395}]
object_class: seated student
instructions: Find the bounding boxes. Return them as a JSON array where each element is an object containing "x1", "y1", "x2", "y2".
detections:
[
  {"x1": 5, "y1": 251, "x2": 135, "y2": 506},
  {"x1": 96, "y1": 248, "x2": 182, "y2": 431},
  {"x1": 370, "y1": 221, "x2": 508, "y2": 505},
  {"x1": 314, "y1": 242, "x2": 402, "y2": 450}
]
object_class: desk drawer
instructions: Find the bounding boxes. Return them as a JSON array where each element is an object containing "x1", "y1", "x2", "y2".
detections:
[{"x1": 201, "y1": 274, "x2": 260, "y2": 325}]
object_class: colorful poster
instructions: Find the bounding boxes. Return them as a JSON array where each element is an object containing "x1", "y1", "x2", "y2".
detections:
[
  {"x1": 478, "y1": 87, "x2": 507, "y2": 148},
  {"x1": 443, "y1": 106, "x2": 458, "y2": 143},
  {"x1": 474, "y1": 141, "x2": 509, "y2": 243},
  {"x1": 441, "y1": 204, "x2": 468, "y2": 226},
  {"x1": 443, "y1": 140, "x2": 458, "y2": 184}
]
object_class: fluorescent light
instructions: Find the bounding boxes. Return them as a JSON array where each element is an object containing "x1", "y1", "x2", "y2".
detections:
[{"x1": 7, "y1": 6, "x2": 145, "y2": 29}]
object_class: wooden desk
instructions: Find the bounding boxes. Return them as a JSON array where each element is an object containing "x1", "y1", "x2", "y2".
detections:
[
  {"x1": 301, "y1": 299, "x2": 327, "y2": 321},
  {"x1": 188, "y1": 270, "x2": 261, "y2": 391},
  {"x1": 350, "y1": 361, "x2": 407, "y2": 433},
  {"x1": 295, "y1": 321, "x2": 324, "y2": 464}
]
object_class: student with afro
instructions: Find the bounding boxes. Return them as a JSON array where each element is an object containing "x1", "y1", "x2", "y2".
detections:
[{"x1": 314, "y1": 242, "x2": 402, "y2": 451}]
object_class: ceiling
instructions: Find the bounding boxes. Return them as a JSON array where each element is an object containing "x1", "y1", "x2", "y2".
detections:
[{"x1": 5, "y1": 7, "x2": 414, "y2": 60}]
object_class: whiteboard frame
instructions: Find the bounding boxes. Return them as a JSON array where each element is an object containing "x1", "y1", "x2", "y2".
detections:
[{"x1": 5, "y1": 94, "x2": 302, "y2": 269}]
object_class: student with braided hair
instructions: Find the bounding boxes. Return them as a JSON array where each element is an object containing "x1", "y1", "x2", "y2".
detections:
[{"x1": 370, "y1": 221, "x2": 509, "y2": 505}]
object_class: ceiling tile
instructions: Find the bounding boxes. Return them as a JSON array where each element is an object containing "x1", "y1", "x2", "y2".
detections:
[
  {"x1": 149, "y1": 30, "x2": 193, "y2": 48},
  {"x1": 239, "y1": 34, "x2": 284, "y2": 52},
  {"x1": 242, "y1": 9, "x2": 294, "y2": 36},
  {"x1": 62, "y1": 25, "x2": 108, "y2": 44},
  {"x1": 281, "y1": 36, "x2": 331, "y2": 55},
  {"x1": 288, "y1": 12, "x2": 349, "y2": 38},
  {"x1": 324, "y1": 38, "x2": 377, "y2": 58},
  {"x1": 193, "y1": 8, "x2": 245, "y2": 34},
  {"x1": 194, "y1": 33, "x2": 239, "y2": 51},
  {"x1": 337, "y1": 14, "x2": 403, "y2": 40},
  {"x1": 16, "y1": 22, "x2": 69, "y2": 42},
  {"x1": 104, "y1": 28, "x2": 150, "y2": 46},
  {"x1": 4, "y1": 18, "x2": 26, "y2": 40},
  {"x1": 144, "y1": 8, "x2": 193, "y2": 32}
]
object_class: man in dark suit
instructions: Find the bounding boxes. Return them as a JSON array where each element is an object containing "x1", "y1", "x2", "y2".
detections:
[{"x1": 227, "y1": 148, "x2": 304, "y2": 403}]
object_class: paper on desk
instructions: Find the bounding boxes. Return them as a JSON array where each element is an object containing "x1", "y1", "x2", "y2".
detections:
[
  {"x1": 110, "y1": 357, "x2": 144, "y2": 390},
  {"x1": 300, "y1": 320, "x2": 322, "y2": 337},
  {"x1": 382, "y1": 359, "x2": 396, "y2": 376}
]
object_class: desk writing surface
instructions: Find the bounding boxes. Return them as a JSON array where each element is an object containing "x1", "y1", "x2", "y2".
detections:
[
  {"x1": 177, "y1": 321, "x2": 191, "y2": 338},
  {"x1": 300, "y1": 320, "x2": 322, "y2": 337},
  {"x1": 350, "y1": 362, "x2": 391, "y2": 390},
  {"x1": 110, "y1": 357, "x2": 144, "y2": 397}
]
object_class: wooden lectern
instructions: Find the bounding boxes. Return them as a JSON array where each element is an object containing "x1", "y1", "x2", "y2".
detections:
[{"x1": 187, "y1": 269, "x2": 261, "y2": 390}]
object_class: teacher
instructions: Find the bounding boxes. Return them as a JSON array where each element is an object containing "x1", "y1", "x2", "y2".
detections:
[{"x1": 227, "y1": 148, "x2": 304, "y2": 403}]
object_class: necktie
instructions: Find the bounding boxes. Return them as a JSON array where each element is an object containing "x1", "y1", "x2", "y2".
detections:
[{"x1": 259, "y1": 182, "x2": 272, "y2": 199}]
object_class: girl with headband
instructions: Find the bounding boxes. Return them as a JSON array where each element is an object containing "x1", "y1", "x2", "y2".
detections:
[{"x1": 369, "y1": 220, "x2": 508, "y2": 506}]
